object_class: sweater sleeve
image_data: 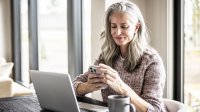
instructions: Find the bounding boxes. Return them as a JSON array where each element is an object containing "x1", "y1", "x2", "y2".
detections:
[
  {"x1": 140, "y1": 55, "x2": 166, "y2": 112},
  {"x1": 72, "y1": 60, "x2": 100, "y2": 96},
  {"x1": 72, "y1": 71, "x2": 89, "y2": 96}
]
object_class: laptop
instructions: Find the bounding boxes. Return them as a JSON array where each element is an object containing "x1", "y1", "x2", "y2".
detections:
[{"x1": 29, "y1": 70, "x2": 108, "y2": 112}]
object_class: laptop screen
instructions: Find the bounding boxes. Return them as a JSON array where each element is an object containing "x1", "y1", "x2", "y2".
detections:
[{"x1": 30, "y1": 70, "x2": 80, "y2": 112}]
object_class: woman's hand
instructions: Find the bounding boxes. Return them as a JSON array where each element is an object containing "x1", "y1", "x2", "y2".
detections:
[
  {"x1": 85, "y1": 73, "x2": 105, "y2": 93},
  {"x1": 77, "y1": 73, "x2": 106, "y2": 95},
  {"x1": 97, "y1": 63, "x2": 127, "y2": 94}
]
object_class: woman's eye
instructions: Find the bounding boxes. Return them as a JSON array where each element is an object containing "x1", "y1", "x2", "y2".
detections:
[
  {"x1": 121, "y1": 25, "x2": 129, "y2": 29},
  {"x1": 111, "y1": 26, "x2": 117, "y2": 28}
]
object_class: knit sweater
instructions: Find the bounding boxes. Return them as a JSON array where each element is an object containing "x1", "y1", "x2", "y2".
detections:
[{"x1": 73, "y1": 48, "x2": 167, "y2": 112}]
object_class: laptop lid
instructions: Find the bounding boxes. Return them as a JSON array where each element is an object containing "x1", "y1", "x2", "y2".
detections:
[{"x1": 29, "y1": 70, "x2": 80, "y2": 112}]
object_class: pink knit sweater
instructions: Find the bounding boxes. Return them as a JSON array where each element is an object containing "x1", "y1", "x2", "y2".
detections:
[{"x1": 73, "y1": 48, "x2": 167, "y2": 112}]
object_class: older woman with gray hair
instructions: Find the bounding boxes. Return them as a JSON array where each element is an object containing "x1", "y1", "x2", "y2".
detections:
[{"x1": 73, "y1": 1, "x2": 166, "y2": 112}]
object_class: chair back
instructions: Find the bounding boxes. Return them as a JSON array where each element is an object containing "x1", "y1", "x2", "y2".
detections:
[{"x1": 163, "y1": 99, "x2": 186, "y2": 112}]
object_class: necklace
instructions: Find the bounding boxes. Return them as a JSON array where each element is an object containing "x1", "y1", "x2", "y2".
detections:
[{"x1": 120, "y1": 55, "x2": 125, "y2": 61}]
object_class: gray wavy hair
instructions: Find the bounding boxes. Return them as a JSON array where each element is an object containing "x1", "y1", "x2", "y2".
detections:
[{"x1": 99, "y1": 1, "x2": 149, "y2": 72}]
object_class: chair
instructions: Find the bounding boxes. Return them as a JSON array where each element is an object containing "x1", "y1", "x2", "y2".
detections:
[{"x1": 163, "y1": 99, "x2": 186, "y2": 112}]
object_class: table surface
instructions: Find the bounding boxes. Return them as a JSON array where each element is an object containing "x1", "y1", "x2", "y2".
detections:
[{"x1": 0, "y1": 95, "x2": 108, "y2": 112}]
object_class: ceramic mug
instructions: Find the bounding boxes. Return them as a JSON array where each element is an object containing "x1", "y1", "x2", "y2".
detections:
[{"x1": 108, "y1": 95, "x2": 136, "y2": 112}]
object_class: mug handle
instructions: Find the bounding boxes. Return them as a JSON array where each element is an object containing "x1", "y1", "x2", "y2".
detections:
[{"x1": 125, "y1": 103, "x2": 136, "y2": 112}]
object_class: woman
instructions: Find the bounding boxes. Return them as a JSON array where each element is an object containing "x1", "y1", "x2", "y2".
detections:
[{"x1": 73, "y1": 1, "x2": 166, "y2": 112}]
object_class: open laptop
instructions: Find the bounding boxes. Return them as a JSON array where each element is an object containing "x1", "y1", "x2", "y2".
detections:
[{"x1": 29, "y1": 70, "x2": 108, "y2": 112}]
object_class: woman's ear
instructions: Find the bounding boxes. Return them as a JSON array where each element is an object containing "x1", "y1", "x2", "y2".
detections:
[
  {"x1": 134, "y1": 22, "x2": 140, "y2": 34},
  {"x1": 136, "y1": 22, "x2": 141, "y2": 30}
]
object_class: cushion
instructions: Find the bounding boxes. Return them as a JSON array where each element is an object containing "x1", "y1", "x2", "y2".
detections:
[
  {"x1": 0, "y1": 78, "x2": 13, "y2": 98},
  {"x1": 0, "y1": 62, "x2": 14, "y2": 78},
  {"x1": 0, "y1": 56, "x2": 6, "y2": 64}
]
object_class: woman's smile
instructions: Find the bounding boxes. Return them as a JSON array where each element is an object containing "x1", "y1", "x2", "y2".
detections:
[{"x1": 114, "y1": 36, "x2": 124, "y2": 42}]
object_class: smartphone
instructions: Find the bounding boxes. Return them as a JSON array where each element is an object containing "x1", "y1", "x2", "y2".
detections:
[
  {"x1": 89, "y1": 65, "x2": 108, "y2": 89},
  {"x1": 88, "y1": 65, "x2": 99, "y2": 74}
]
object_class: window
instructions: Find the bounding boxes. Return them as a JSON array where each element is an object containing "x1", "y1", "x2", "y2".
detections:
[
  {"x1": 38, "y1": 0, "x2": 68, "y2": 73},
  {"x1": 21, "y1": 0, "x2": 29, "y2": 85},
  {"x1": 82, "y1": 0, "x2": 91, "y2": 72},
  {"x1": 184, "y1": 0, "x2": 200, "y2": 111},
  {"x1": 11, "y1": 0, "x2": 82, "y2": 85}
]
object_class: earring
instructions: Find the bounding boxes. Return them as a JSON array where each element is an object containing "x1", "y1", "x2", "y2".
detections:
[{"x1": 133, "y1": 32, "x2": 136, "y2": 36}]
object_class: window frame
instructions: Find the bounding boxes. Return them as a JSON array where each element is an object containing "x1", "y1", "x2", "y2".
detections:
[
  {"x1": 67, "y1": 0, "x2": 83, "y2": 79},
  {"x1": 11, "y1": 0, "x2": 22, "y2": 82},
  {"x1": 173, "y1": 0, "x2": 184, "y2": 102}
]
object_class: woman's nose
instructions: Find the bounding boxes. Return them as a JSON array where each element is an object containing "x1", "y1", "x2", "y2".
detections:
[{"x1": 116, "y1": 28, "x2": 122, "y2": 35}]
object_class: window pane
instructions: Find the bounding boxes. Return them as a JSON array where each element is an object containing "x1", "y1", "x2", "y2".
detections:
[
  {"x1": 38, "y1": 0, "x2": 68, "y2": 73},
  {"x1": 21, "y1": 0, "x2": 29, "y2": 85},
  {"x1": 82, "y1": 0, "x2": 91, "y2": 72},
  {"x1": 184, "y1": 0, "x2": 200, "y2": 111}
]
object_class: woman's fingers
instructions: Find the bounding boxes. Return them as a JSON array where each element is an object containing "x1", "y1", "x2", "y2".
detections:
[
  {"x1": 88, "y1": 73, "x2": 100, "y2": 78},
  {"x1": 89, "y1": 77, "x2": 103, "y2": 84},
  {"x1": 88, "y1": 73, "x2": 104, "y2": 84},
  {"x1": 95, "y1": 82, "x2": 106, "y2": 87},
  {"x1": 86, "y1": 82, "x2": 104, "y2": 92},
  {"x1": 97, "y1": 63, "x2": 118, "y2": 79},
  {"x1": 98, "y1": 67, "x2": 117, "y2": 79},
  {"x1": 90, "y1": 64, "x2": 117, "y2": 80},
  {"x1": 99, "y1": 63, "x2": 116, "y2": 73},
  {"x1": 101, "y1": 73, "x2": 116, "y2": 87},
  {"x1": 87, "y1": 64, "x2": 125, "y2": 94}
]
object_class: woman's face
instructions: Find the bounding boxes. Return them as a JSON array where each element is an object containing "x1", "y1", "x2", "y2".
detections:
[{"x1": 110, "y1": 12, "x2": 138, "y2": 48}]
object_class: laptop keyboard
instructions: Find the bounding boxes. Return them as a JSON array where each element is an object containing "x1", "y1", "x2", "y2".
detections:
[{"x1": 0, "y1": 96, "x2": 41, "y2": 112}]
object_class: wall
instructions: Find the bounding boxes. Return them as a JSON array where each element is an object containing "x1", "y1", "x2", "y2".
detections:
[
  {"x1": 0, "y1": 0, "x2": 12, "y2": 61},
  {"x1": 146, "y1": 0, "x2": 167, "y2": 70},
  {"x1": 145, "y1": 0, "x2": 167, "y2": 97},
  {"x1": 90, "y1": 0, "x2": 105, "y2": 63}
]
